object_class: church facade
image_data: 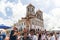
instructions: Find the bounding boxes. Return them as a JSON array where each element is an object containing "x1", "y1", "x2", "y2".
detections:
[{"x1": 14, "y1": 4, "x2": 44, "y2": 31}]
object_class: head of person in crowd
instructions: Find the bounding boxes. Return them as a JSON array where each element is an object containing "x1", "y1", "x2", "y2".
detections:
[
  {"x1": 13, "y1": 27, "x2": 17, "y2": 30},
  {"x1": 39, "y1": 30, "x2": 41, "y2": 34},
  {"x1": 23, "y1": 28, "x2": 28, "y2": 33},
  {"x1": 18, "y1": 32, "x2": 20, "y2": 36},
  {"x1": 57, "y1": 32, "x2": 60, "y2": 36},
  {"x1": 13, "y1": 27, "x2": 18, "y2": 35},
  {"x1": 0, "y1": 31, "x2": 1, "y2": 34},
  {"x1": 53, "y1": 31, "x2": 57, "y2": 36},
  {"x1": 48, "y1": 33, "x2": 51, "y2": 37},
  {"x1": 23, "y1": 32, "x2": 28, "y2": 38},
  {"x1": 30, "y1": 29, "x2": 35, "y2": 35},
  {"x1": 45, "y1": 29, "x2": 46, "y2": 32},
  {"x1": 22, "y1": 32, "x2": 32, "y2": 40},
  {"x1": 41, "y1": 31, "x2": 45, "y2": 35},
  {"x1": 50, "y1": 33, "x2": 53, "y2": 36}
]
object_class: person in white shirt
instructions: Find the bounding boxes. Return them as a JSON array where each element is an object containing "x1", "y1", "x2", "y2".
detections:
[
  {"x1": 50, "y1": 33, "x2": 56, "y2": 40},
  {"x1": 47, "y1": 34, "x2": 51, "y2": 40},
  {"x1": 57, "y1": 33, "x2": 60, "y2": 40},
  {"x1": 41, "y1": 33, "x2": 46, "y2": 40},
  {"x1": 29, "y1": 29, "x2": 38, "y2": 40}
]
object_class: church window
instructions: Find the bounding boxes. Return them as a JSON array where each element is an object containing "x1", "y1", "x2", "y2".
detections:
[
  {"x1": 28, "y1": 8, "x2": 29, "y2": 11},
  {"x1": 32, "y1": 8, "x2": 34, "y2": 11},
  {"x1": 32, "y1": 21, "x2": 34, "y2": 24}
]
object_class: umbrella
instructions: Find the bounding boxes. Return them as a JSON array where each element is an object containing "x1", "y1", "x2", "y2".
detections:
[{"x1": 0, "y1": 24, "x2": 11, "y2": 29}]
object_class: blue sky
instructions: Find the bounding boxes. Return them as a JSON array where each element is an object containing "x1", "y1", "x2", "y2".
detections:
[{"x1": 0, "y1": 0, "x2": 60, "y2": 31}]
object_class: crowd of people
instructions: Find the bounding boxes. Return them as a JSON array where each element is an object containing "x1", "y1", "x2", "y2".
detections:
[{"x1": 0, "y1": 27, "x2": 60, "y2": 40}]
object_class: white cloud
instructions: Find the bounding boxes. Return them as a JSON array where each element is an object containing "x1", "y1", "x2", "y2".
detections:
[
  {"x1": 34, "y1": 0, "x2": 60, "y2": 7},
  {"x1": 50, "y1": 8, "x2": 60, "y2": 27},
  {"x1": 30, "y1": 0, "x2": 51, "y2": 11},
  {"x1": 43, "y1": 12, "x2": 53, "y2": 31},
  {"x1": 0, "y1": 17, "x2": 4, "y2": 24},
  {"x1": 4, "y1": 19, "x2": 14, "y2": 26},
  {"x1": 0, "y1": 0, "x2": 27, "y2": 26},
  {"x1": 0, "y1": 17, "x2": 14, "y2": 26},
  {"x1": 44, "y1": 8, "x2": 60, "y2": 31},
  {"x1": 51, "y1": 0, "x2": 60, "y2": 7},
  {"x1": 0, "y1": 1, "x2": 7, "y2": 16},
  {"x1": 12, "y1": 3, "x2": 26, "y2": 21},
  {"x1": 50, "y1": 8, "x2": 60, "y2": 18}
]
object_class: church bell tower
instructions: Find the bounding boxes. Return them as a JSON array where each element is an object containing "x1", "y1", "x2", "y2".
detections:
[{"x1": 26, "y1": 4, "x2": 35, "y2": 17}]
